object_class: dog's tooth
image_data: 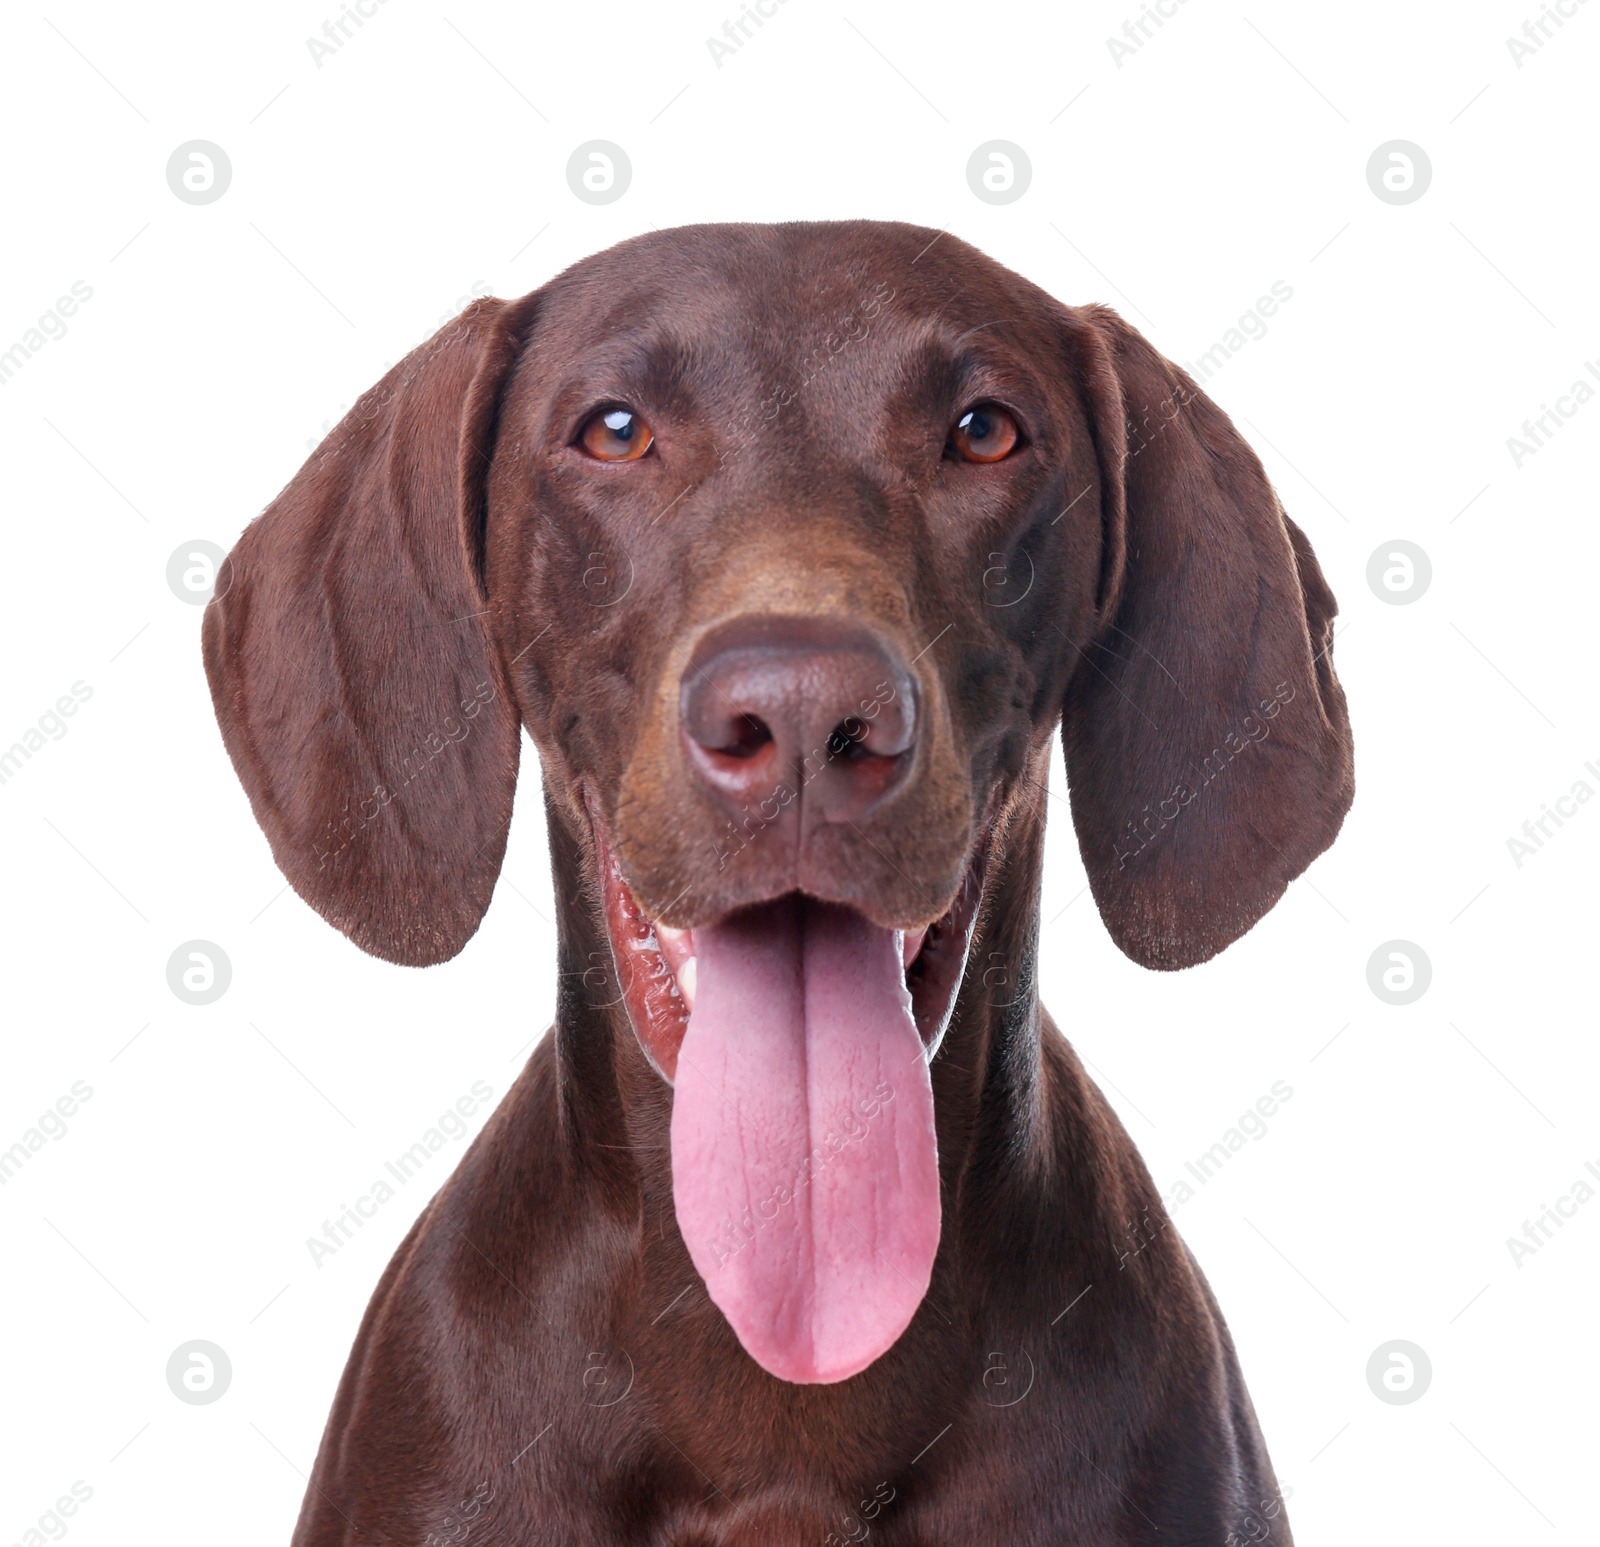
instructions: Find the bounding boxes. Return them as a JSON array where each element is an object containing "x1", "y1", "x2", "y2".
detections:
[
  {"x1": 901, "y1": 928, "x2": 928, "y2": 969},
  {"x1": 677, "y1": 956, "x2": 697, "y2": 1010},
  {"x1": 655, "y1": 920, "x2": 694, "y2": 978}
]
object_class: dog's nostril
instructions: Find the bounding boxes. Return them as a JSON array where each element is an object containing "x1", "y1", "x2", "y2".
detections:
[
  {"x1": 826, "y1": 717, "x2": 872, "y2": 761},
  {"x1": 716, "y1": 713, "x2": 774, "y2": 759}
]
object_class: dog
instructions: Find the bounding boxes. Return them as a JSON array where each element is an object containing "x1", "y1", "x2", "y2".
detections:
[{"x1": 203, "y1": 220, "x2": 1353, "y2": 1544}]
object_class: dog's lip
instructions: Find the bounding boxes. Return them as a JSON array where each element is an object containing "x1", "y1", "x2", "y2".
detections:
[{"x1": 582, "y1": 786, "x2": 989, "y2": 1085}]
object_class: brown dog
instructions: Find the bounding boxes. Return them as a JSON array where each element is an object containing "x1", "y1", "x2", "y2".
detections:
[{"x1": 204, "y1": 221, "x2": 1352, "y2": 1544}]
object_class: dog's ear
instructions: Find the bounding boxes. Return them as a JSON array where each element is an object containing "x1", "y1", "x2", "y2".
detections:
[
  {"x1": 203, "y1": 296, "x2": 537, "y2": 966},
  {"x1": 1059, "y1": 305, "x2": 1354, "y2": 971}
]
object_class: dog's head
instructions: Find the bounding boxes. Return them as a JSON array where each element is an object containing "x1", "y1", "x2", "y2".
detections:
[{"x1": 204, "y1": 220, "x2": 1352, "y2": 1385}]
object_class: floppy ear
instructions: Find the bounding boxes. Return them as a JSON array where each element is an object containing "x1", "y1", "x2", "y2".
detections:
[
  {"x1": 1060, "y1": 304, "x2": 1354, "y2": 971},
  {"x1": 203, "y1": 295, "x2": 537, "y2": 966}
]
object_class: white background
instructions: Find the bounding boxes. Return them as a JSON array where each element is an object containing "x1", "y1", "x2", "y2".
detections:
[{"x1": 3, "y1": 1, "x2": 1596, "y2": 1542}]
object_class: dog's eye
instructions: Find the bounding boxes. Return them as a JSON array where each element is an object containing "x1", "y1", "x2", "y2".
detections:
[
  {"x1": 579, "y1": 407, "x2": 654, "y2": 462},
  {"x1": 947, "y1": 404, "x2": 1020, "y2": 464}
]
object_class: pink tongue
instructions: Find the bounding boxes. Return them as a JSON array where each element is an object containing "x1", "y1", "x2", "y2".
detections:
[{"x1": 670, "y1": 897, "x2": 941, "y2": 1384}]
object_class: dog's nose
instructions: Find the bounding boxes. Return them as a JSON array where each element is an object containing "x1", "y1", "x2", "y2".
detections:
[{"x1": 681, "y1": 620, "x2": 917, "y2": 822}]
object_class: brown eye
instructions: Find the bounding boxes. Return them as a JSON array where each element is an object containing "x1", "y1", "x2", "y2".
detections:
[
  {"x1": 947, "y1": 404, "x2": 1019, "y2": 463},
  {"x1": 579, "y1": 406, "x2": 654, "y2": 462}
]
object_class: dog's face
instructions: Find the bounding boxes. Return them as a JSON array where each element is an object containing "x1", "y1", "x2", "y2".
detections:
[
  {"x1": 204, "y1": 221, "x2": 1352, "y2": 1387},
  {"x1": 487, "y1": 226, "x2": 1103, "y2": 1068}
]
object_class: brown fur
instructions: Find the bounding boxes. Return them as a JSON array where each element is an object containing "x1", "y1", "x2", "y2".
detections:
[{"x1": 203, "y1": 221, "x2": 1352, "y2": 1545}]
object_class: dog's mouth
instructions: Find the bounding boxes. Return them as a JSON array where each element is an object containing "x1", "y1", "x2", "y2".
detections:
[{"x1": 588, "y1": 796, "x2": 986, "y2": 1385}]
